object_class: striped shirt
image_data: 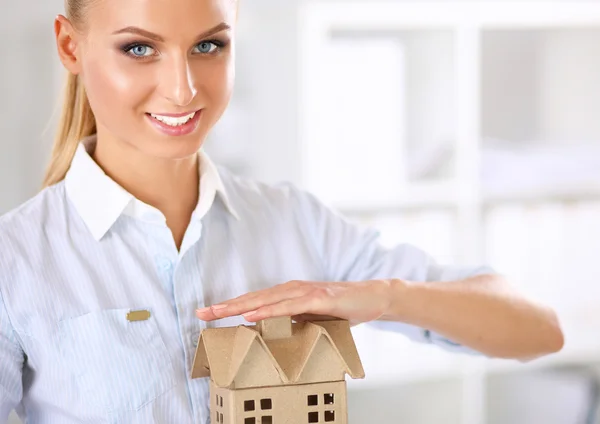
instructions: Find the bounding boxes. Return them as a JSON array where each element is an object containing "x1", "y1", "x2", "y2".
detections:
[{"x1": 0, "y1": 135, "x2": 490, "y2": 423}]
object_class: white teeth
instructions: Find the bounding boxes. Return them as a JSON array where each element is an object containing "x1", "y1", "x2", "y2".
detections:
[{"x1": 150, "y1": 112, "x2": 196, "y2": 126}]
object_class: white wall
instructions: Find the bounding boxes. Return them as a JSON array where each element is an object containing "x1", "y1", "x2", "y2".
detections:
[
  {"x1": 539, "y1": 28, "x2": 600, "y2": 143},
  {"x1": 0, "y1": 1, "x2": 63, "y2": 213},
  {"x1": 481, "y1": 30, "x2": 540, "y2": 143},
  {"x1": 482, "y1": 28, "x2": 600, "y2": 145}
]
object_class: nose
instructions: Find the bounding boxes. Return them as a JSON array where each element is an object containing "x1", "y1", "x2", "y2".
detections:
[{"x1": 161, "y1": 56, "x2": 197, "y2": 107}]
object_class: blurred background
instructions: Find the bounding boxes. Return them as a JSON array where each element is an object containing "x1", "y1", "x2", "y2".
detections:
[{"x1": 3, "y1": 1, "x2": 600, "y2": 423}]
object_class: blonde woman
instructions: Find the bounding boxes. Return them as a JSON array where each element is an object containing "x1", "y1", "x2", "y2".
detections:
[{"x1": 0, "y1": 0, "x2": 563, "y2": 422}]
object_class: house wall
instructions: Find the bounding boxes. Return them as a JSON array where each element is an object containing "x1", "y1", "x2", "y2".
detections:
[
  {"x1": 210, "y1": 381, "x2": 236, "y2": 424},
  {"x1": 231, "y1": 381, "x2": 347, "y2": 424}
]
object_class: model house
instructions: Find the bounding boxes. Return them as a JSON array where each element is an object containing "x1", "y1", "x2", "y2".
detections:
[{"x1": 191, "y1": 316, "x2": 365, "y2": 424}]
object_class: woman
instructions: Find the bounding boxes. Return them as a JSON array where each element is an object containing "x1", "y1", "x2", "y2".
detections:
[{"x1": 0, "y1": 0, "x2": 563, "y2": 422}]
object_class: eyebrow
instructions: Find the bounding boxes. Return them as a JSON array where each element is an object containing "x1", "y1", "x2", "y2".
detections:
[{"x1": 112, "y1": 22, "x2": 231, "y2": 42}]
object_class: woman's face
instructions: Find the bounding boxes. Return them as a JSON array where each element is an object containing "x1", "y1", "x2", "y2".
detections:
[{"x1": 70, "y1": 0, "x2": 236, "y2": 159}]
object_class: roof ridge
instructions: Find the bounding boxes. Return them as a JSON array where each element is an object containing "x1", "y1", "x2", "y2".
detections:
[
  {"x1": 294, "y1": 322, "x2": 362, "y2": 381},
  {"x1": 221, "y1": 326, "x2": 258, "y2": 387},
  {"x1": 286, "y1": 323, "x2": 324, "y2": 381},
  {"x1": 225, "y1": 326, "x2": 290, "y2": 386}
]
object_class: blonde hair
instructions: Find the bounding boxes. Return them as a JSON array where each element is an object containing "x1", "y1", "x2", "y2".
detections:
[{"x1": 43, "y1": 1, "x2": 97, "y2": 188}]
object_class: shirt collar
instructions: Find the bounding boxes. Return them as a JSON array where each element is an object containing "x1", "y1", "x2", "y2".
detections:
[
  {"x1": 65, "y1": 135, "x2": 238, "y2": 241},
  {"x1": 193, "y1": 149, "x2": 239, "y2": 223}
]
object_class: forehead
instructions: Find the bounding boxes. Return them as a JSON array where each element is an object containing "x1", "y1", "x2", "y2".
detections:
[{"x1": 87, "y1": 0, "x2": 236, "y2": 35}]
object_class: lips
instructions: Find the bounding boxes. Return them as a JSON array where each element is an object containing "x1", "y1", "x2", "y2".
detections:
[{"x1": 146, "y1": 110, "x2": 202, "y2": 136}]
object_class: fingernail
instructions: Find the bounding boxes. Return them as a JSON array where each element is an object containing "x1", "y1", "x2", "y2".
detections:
[
  {"x1": 196, "y1": 307, "x2": 210, "y2": 314},
  {"x1": 212, "y1": 304, "x2": 228, "y2": 310},
  {"x1": 243, "y1": 310, "x2": 257, "y2": 317}
]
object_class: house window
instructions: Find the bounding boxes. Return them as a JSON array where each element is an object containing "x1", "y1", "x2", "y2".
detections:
[
  {"x1": 324, "y1": 393, "x2": 334, "y2": 405},
  {"x1": 220, "y1": 413, "x2": 223, "y2": 423},
  {"x1": 307, "y1": 395, "x2": 318, "y2": 406},
  {"x1": 325, "y1": 410, "x2": 335, "y2": 422},
  {"x1": 245, "y1": 400, "x2": 256, "y2": 412},
  {"x1": 245, "y1": 418, "x2": 256, "y2": 424},
  {"x1": 308, "y1": 412, "x2": 319, "y2": 423},
  {"x1": 261, "y1": 398, "x2": 272, "y2": 410},
  {"x1": 220, "y1": 396, "x2": 223, "y2": 408},
  {"x1": 216, "y1": 411, "x2": 220, "y2": 423},
  {"x1": 262, "y1": 416, "x2": 273, "y2": 424}
]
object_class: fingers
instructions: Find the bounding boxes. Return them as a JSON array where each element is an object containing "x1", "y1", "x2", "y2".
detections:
[
  {"x1": 194, "y1": 304, "x2": 229, "y2": 321},
  {"x1": 195, "y1": 281, "x2": 311, "y2": 321},
  {"x1": 196, "y1": 280, "x2": 385, "y2": 326},
  {"x1": 243, "y1": 295, "x2": 330, "y2": 322}
]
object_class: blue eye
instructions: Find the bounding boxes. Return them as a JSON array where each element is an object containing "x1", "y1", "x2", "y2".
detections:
[
  {"x1": 125, "y1": 44, "x2": 155, "y2": 58},
  {"x1": 195, "y1": 41, "x2": 218, "y2": 54}
]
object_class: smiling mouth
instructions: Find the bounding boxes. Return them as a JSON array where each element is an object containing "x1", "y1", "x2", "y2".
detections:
[{"x1": 146, "y1": 111, "x2": 199, "y2": 127}]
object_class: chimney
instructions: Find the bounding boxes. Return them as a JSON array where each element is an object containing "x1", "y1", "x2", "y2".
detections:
[{"x1": 256, "y1": 317, "x2": 293, "y2": 340}]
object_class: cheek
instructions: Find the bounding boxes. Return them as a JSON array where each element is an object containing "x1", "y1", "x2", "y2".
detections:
[
  {"x1": 199, "y1": 59, "x2": 235, "y2": 116},
  {"x1": 82, "y1": 54, "x2": 152, "y2": 123}
]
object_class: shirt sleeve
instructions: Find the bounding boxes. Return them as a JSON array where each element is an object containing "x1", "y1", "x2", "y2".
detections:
[
  {"x1": 290, "y1": 185, "x2": 495, "y2": 355},
  {"x1": 0, "y1": 289, "x2": 24, "y2": 420}
]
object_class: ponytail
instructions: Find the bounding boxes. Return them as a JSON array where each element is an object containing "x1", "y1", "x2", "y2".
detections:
[{"x1": 42, "y1": 72, "x2": 96, "y2": 188}]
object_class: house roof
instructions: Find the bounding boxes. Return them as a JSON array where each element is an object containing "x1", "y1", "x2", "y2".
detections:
[{"x1": 191, "y1": 319, "x2": 365, "y2": 389}]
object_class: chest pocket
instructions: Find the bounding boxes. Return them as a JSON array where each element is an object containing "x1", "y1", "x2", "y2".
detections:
[{"x1": 58, "y1": 308, "x2": 176, "y2": 413}]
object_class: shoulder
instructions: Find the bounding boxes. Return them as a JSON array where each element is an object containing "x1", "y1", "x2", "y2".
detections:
[
  {"x1": 0, "y1": 183, "x2": 66, "y2": 233},
  {"x1": 0, "y1": 182, "x2": 67, "y2": 266},
  {"x1": 217, "y1": 166, "x2": 319, "y2": 214}
]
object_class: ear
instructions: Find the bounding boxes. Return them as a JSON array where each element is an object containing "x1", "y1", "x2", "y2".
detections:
[{"x1": 54, "y1": 14, "x2": 82, "y2": 75}]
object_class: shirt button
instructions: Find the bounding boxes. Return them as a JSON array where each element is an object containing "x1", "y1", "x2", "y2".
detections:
[{"x1": 157, "y1": 257, "x2": 173, "y2": 271}]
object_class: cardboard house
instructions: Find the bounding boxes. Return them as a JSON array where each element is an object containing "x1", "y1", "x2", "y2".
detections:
[{"x1": 191, "y1": 317, "x2": 365, "y2": 424}]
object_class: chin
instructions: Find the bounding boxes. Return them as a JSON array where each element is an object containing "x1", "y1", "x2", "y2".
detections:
[{"x1": 150, "y1": 136, "x2": 206, "y2": 160}]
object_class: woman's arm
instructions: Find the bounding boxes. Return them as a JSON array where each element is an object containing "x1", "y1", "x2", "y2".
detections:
[
  {"x1": 382, "y1": 273, "x2": 564, "y2": 360},
  {"x1": 196, "y1": 274, "x2": 564, "y2": 361}
]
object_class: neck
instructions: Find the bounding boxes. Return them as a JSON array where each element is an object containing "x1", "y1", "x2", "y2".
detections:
[{"x1": 92, "y1": 131, "x2": 199, "y2": 249}]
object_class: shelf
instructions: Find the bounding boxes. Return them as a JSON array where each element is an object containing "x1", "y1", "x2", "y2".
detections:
[
  {"x1": 347, "y1": 344, "x2": 600, "y2": 391},
  {"x1": 335, "y1": 181, "x2": 462, "y2": 214},
  {"x1": 347, "y1": 363, "x2": 465, "y2": 390},
  {"x1": 336, "y1": 184, "x2": 600, "y2": 216},
  {"x1": 304, "y1": 1, "x2": 600, "y2": 30},
  {"x1": 485, "y1": 345, "x2": 600, "y2": 376},
  {"x1": 482, "y1": 184, "x2": 600, "y2": 205}
]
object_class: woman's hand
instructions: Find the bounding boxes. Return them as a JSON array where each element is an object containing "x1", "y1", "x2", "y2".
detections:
[{"x1": 195, "y1": 280, "x2": 394, "y2": 326}]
